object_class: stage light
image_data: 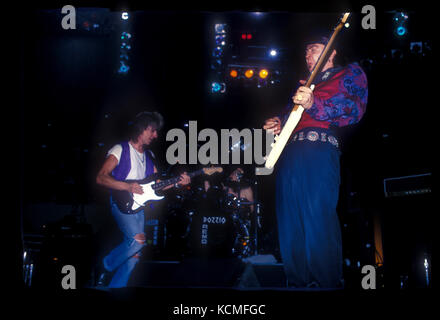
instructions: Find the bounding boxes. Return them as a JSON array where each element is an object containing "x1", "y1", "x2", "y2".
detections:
[
  {"x1": 424, "y1": 254, "x2": 430, "y2": 286},
  {"x1": 246, "y1": 34, "x2": 252, "y2": 40},
  {"x1": 215, "y1": 24, "x2": 226, "y2": 34},
  {"x1": 259, "y1": 69, "x2": 269, "y2": 79},
  {"x1": 121, "y1": 12, "x2": 129, "y2": 20},
  {"x1": 230, "y1": 69, "x2": 238, "y2": 78},
  {"x1": 397, "y1": 26, "x2": 406, "y2": 36},
  {"x1": 245, "y1": 69, "x2": 254, "y2": 78},
  {"x1": 118, "y1": 61, "x2": 130, "y2": 74},
  {"x1": 121, "y1": 32, "x2": 132, "y2": 40},
  {"x1": 212, "y1": 82, "x2": 221, "y2": 92},
  {"x1": 241, "y1": 33, "x2": 246, "y2": 40},
  {"x1": 211, "y1": 82, "x2": 225, "y2": 93},
  {"x1": 393, "y1": 12, "x2": 408, "y2": 37},
  {"x1": 269, "y1": 49, "x2": 277, "y2": 57},
  {"x1": 121, "y1": 43, "x2": 131, "y2": 50},
  {"x1": 213, "y1": 46, "x2": 223, "y2": 58},
  {"x1": 215, "y1": 34, "x2": 226, "y2": 46},
  {"x1": 394, "y1": 12, "x2": 408, "y2": 23}
]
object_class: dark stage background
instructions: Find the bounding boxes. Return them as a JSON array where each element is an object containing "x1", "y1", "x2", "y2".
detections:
[{"x1": 18, "y1": 2, "x2": 433, "y2": 296}]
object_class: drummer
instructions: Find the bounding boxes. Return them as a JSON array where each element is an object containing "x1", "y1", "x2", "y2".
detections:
[{"x1": 204, "y1": 167, "x2": 254, "y2": 213}]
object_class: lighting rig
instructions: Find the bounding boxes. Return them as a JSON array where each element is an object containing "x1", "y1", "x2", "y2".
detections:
[
  {"x1": 210, "y1": 23, "x2": 228, "y2": 94},
  {"x1": 117, "y1": 11, "x2": 132, "y2": 75},
  {"x1": 209, "y1": 19, "x2": 285, "y2": 92}
]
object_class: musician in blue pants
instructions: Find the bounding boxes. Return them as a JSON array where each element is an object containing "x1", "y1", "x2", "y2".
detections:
[
  {"x1": 96, "y1": 111, "x2": 191, "y2": 288},
  {"x1": 264, "y1": 36, "x2": 368, "y2": 288}
]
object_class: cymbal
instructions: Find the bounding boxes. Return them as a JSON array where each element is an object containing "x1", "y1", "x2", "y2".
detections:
[{"x1": 224, "y1": 195, "x2": 258, "y2": 206}]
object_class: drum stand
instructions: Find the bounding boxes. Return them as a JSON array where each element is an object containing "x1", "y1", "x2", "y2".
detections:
[
  {"x1": 233, "y1": 177, "x2": 262, "y2": 258},
  {"x1": 253, "y1": 179, "x2": 262, "y2": 256}
]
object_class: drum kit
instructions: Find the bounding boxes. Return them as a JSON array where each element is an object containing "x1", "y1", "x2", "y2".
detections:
[{"x1": 159, "y1": 169, "x2": 262, "y2": 260}]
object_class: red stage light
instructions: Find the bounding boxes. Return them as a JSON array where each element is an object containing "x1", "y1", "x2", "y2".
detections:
[{"x1": 246, "y1": 34, "x2": 252, "y2": 40}]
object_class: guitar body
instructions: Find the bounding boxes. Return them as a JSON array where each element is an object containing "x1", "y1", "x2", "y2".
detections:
[
  {"x1": 111, "y1": 167, "x2": 223, "y2": 214},
  {"x1": 112, "y1": 179, "x2": 165, "y2": 215}
]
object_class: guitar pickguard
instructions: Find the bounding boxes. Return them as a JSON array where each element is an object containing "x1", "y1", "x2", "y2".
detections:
[{"x1": 131, "y1": 181, "x2": 165, "y2": 211}]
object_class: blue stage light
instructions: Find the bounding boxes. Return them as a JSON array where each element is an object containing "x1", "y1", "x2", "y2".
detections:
[
  {"x1": 211, "y1": 82, "x2": 226, "y2": 93},
  {"x1": 213, "y1": 46, "x2": 223, "y2": 58},
  {"x1": 393, "y1": 12, "x2": 408, "y2": 37},
  {"x1": 215, "y1": 34, "x2": 226, "y2": 46},
  {"x1": 121, "y1": 32, "x2": 132, "y2": 40},
  {"x1": 118, "y1": 61, "x2": 130, "y2": 74},
  {"x1": 214, "y1": 24, "x2": 226, "y2": 34},
  {"x1": 397, "y1": 26, "x2": 406, "y2": 36},
  {"x1": 212, "y1": 82, "x2": 221, "y2": 92}
]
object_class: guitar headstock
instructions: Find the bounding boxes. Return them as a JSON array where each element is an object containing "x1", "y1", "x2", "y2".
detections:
[
  {"x1": 341, "y1": 12, "x2": 351, "y2": 24},
  {"x1": 338, "y1": 12, "x2": 351, "y2": 29},
  {"x1": 203, "y1": 167, "x2": 223, "y2": 175},
  {"x1": 332, "y1": 12, "x2": 351, "y2": 32}
]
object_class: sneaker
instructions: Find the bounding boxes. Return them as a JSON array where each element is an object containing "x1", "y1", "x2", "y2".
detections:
[{"x1": 95, "y1": 261, "x2": 113, "y2": 287}]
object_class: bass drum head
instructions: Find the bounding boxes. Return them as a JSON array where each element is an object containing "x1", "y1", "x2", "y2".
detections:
[{"x1": 189, "y1": 209, "x2": 235, "y2": 258}]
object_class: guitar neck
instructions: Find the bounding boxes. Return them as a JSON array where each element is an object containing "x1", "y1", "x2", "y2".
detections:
[
  {"x1": 265, "y1": 13, "x2": 350, "y2": 169},
  {"x1": 152, "y1": 169, "x2": 204, "y2": 191}
]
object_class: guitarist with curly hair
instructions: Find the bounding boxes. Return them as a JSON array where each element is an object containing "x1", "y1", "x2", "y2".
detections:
[{"x1": 96, "y1": 111, "x2": 191, "y2": 288}]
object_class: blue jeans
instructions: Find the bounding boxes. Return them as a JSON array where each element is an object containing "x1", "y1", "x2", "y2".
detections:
[
  {"x1": 103, "y1": 198, "x2": 146, "y2": 288},
  {"x1": 275, "y1": 128, "x2": 342, "y2": 288}
]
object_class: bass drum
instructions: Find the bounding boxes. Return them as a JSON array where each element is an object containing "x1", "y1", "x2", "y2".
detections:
[
  {"x1": 162, "y1": 189, "x2": 195, "y2": 259},
  {"x1": 188, "y1": 187, "x2": 235, "y2": 258}
]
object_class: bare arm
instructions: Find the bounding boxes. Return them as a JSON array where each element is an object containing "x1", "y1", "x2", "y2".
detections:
[
  {"x1": 96, "y1": 155, "x2": 143, "y2": 194},
  {"x1": 241, "y1": 187, "x2": 254, "y2": 213}
]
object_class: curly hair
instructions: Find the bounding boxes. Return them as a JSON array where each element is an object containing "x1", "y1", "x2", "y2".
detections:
[{"x1": 128, "y1": 111, "x2": 164, "y2": 142}]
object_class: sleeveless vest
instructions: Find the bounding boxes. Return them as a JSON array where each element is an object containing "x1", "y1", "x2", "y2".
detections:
[{"x1": 111, "y1": 141, "x2": 154, "y2": 181}]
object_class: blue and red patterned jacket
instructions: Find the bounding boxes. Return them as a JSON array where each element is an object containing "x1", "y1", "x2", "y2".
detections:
[{"x1": 281, "y1": 62, "x2": 368, "y2": 133}]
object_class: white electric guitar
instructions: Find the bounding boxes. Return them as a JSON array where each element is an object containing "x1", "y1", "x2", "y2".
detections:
[
  {"x1": 113, "y1": 167, "x2": 223, "y2": 214},
  {"x1": 265, "y1": 12, "x2": 351, "y2": 169}
]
